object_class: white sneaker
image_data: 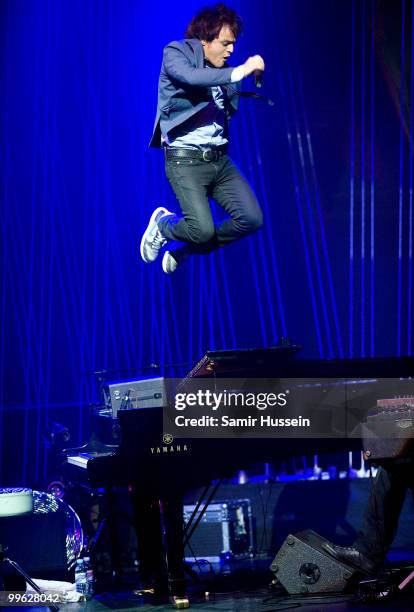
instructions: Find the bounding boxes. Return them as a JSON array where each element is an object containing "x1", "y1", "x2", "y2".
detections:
[
  {"x1": 162, "y1": 251, "x2": 179, "y2": 274},
  {"x1": 140, "y1": 207, "x2": 171, "y2": 263}
]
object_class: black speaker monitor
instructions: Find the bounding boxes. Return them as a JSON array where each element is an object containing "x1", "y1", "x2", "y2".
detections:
[{"x1": 270, "y1": 530, "x2": 360, "y2": 594}]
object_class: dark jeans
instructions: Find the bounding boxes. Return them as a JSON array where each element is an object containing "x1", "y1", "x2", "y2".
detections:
[
  {"x1": 158, "y1": 154, "x2": 263, "y2": 257},
  {"x1": 354, "y1": 463, "x2": 414, "y2": 563}
]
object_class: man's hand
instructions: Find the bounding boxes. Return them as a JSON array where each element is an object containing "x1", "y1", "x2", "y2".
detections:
[{"x1": 242, "y1": 55, "x2": 265, "y2": 78}]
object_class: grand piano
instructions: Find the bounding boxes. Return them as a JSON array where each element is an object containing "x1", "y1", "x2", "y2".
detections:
[{"x1": 62, "y1": 348, "x2": 414, "y2": 607}]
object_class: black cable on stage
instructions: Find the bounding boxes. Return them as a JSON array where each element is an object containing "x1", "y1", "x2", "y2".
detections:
[{"x1": 262, "y1": 592, "x2": 355, "y2": 610}]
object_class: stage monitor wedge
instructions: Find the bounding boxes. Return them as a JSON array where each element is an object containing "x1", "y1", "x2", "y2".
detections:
[{"x1": 270, "y1": 530, "x2": 360, "y2": 594}]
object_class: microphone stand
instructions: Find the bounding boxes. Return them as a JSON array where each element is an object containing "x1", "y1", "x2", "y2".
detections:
[{"x1": 0, "y1": 545, "x2": 59, "y2": 612}]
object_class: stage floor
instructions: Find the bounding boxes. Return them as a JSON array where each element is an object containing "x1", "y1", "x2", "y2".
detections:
[
  {"x1": 57, "y1": 587, "x2": 414, "y2": 611},
  {"x1": 42, "y1": 555, "x2": 414, "y2": 612},
  {"x1": 19, "y1": 554, "x2": 414, "y2": 611}
]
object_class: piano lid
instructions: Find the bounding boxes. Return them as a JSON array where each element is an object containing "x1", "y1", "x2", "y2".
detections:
[
  {"x1": 185, "y1": 348, "x2": 414, "y2": 379},
  {"x1": 186, "y1": 345, "x2": 302, "y2": 378}
]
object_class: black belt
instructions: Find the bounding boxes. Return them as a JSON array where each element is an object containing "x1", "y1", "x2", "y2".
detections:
[{"x1": 165, "y1": 147, "x2": 227, "y2": 162}]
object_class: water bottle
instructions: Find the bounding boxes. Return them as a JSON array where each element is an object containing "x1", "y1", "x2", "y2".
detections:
[
  {"x1": 75, "y1": 558, "x2": 87, "y2": 598},
  {"x1": 83, "y1": 556, "x2": 94, "y2": 599}
]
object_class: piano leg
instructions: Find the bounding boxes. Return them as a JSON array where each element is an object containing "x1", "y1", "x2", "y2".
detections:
[
  {"x1": 158, "y1": 496, "x2": 188, "y2": 605},
  {"x1": 133, "y1": 496, "x2": 168, "y2": 595},
  {"x1": 133, "y1": 492, "x2": 189, "y2": 608}
]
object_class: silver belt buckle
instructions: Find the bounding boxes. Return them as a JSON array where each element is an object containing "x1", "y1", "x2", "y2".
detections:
[{"x1": 202, "y1": 149, "x2": 214, "y2": 162}]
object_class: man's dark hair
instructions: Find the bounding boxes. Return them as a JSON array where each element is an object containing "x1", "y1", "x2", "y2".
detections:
[{"x1": 185, "y1": 3, "x2": 243, "y2": 42}]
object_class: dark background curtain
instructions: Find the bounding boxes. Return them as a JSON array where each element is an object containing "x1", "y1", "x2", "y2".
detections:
[{"x1": 1, "y1": 0, "x2": 413, "y2": 485}]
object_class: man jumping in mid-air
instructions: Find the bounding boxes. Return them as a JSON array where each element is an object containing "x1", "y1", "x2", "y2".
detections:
[{"x1": 140, "y1": 3, "x2": 265, "y2": 273}]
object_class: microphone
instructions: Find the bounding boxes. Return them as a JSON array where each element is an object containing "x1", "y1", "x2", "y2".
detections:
[{"x1": 254, "y1": 70, "x2": 263, "y2": 88}]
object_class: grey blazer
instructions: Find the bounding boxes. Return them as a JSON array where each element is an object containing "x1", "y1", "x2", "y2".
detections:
[{"x1": 149, "y1": 38, "x2": 240, "y2": 148}]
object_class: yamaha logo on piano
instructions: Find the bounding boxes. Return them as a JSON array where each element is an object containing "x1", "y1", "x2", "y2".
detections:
[{"x1": 150, "y1": 434, "x2": 189, "y2": 455}]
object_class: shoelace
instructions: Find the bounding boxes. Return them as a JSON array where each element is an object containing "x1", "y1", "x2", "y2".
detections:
[{"x1": 152, "y1": 230, "x2": 166, "y2": 249}]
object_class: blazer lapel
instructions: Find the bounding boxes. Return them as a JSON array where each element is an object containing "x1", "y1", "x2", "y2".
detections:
[{"x1": 186, "y1": 38, "x2": 205, "y2": 68}]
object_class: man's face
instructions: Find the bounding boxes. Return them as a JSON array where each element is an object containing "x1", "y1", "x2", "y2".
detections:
[{"x1": 202, "y1": 25, "x2": 236, "y2": 68}]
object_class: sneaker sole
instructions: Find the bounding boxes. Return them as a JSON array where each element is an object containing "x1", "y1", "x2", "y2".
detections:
[
  {"x1": 140, "y1": 206, "x2": 168, "y2": 263},
  {"x1": 162, "y1": 251, "x2": 178, "y2": 274}
]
